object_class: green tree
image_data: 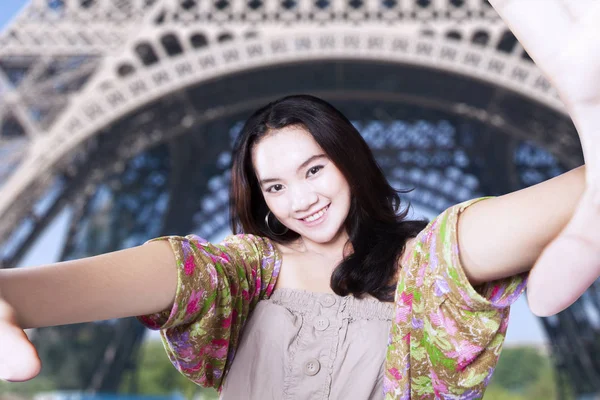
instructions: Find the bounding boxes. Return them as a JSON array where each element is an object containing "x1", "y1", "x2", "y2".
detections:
[
  {"x1": 0, "y1": 375, "x2": 56, "y2": 398},
  {"x1": 120, "y1": 339, "x2": 218, "y2": 400},
  {"x1": 487, "y1": 345, "x2": 576, "y2": 400},
  {"x1": 490, "y1": 346, "x2": 546, "y2": 391},
  {"x1": 484, "y1": 386, "x2": 527, "y2": 400}
]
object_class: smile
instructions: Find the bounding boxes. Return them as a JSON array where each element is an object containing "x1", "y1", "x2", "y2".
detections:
[{"x1": 300, "y1": 204, "x2": 330, "y2": 225}]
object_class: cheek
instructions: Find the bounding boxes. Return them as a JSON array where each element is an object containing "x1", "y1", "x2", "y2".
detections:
[
  {"x1": 330, "y1": 172, "x2": 351, "y2": 197},
  {"x1": 265, "y1": 195, "x2": 289, "y2": 218},
  {"x1": 332, "y1": 175, "x2": 352, "y2": 210}
]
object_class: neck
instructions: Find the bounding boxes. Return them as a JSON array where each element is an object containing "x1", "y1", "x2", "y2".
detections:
[{"x1": 297, "y1": 229, "x2": 352, "y2": 260}]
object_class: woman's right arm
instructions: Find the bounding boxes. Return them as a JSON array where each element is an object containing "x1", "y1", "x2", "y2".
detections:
[
  {"x1": 0, "y1": 240, "x2": 177, "y2": 329},
  {"x1": 2, "y1": 233, "x2": 281, "y2": 388}
]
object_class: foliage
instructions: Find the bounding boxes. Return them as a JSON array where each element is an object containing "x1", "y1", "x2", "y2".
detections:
[
  {"x1": 490, "y1": 346, "x2": 546, "y2": 390},
  {"x1": 0, "y1": 375, "x2": 56, "y2": 398},
  {"x1": 486, "y1": 346, "x2": 575, "y2": 400},
  {"x1": 118, "y1": 339, "x2": 219, "y2": 400}
]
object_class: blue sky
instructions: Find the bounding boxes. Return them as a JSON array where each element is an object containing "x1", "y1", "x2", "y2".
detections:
[
  {"x1": 0, "y1": 1, "x2": 27, "y2": 28},
  {"x1": 0, "y1": 0, "x2": 549, "y2": 346}
]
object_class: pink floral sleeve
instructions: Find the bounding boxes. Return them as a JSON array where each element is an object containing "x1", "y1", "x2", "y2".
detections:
[
  {"x1": 136, "y1": 234, "x2": 281, "y2": 391},
  {"x1": 384, "y1": 197, "x2": 529, "y2": 399}
]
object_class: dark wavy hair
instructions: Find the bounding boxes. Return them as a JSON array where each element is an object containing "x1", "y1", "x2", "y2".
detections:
[{"x1": 229, "y1": 94, "x2": 428, "y2": 302}]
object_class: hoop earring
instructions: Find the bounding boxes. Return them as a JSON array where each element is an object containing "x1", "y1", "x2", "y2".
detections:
[{"x1": 265, "y1": 211, "x2": 289, "y2": 236}]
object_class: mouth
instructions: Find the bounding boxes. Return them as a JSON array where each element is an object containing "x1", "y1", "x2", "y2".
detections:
[{"x1": 299, "y1": 204, "x2": 330, "y2": 226}]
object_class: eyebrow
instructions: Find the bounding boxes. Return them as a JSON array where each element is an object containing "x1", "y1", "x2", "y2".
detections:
[{"x1": 259, "y1": 154, "x2": 328, "y2": 186}]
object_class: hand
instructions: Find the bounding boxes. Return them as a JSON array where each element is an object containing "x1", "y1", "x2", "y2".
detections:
[
  {"x1": 489, "y1": 0, "x2": 600, "y2": 103},
  {"x1": 0, "y1": 294, "x2": 42, "y2": 382},
  {"x1": 489, "y1": 0, "x2": 600, "y2": 315},
  {"x1": 489, "y1": 0, "x2": 600, "y2": 179}
]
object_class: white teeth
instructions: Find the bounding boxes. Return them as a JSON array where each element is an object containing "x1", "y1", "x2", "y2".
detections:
[{"x1": 303, "y1": 206, "x2": 328, "y2": 222}]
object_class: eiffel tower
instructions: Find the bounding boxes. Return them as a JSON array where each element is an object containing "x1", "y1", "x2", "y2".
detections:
[{"x1": 0, "y1": 0, "x2": 599, "y2": 397}]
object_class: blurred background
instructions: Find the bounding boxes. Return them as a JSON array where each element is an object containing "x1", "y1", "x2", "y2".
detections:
[{"x1": 0, "y1": 0, "x2": 598, "y2": 399}]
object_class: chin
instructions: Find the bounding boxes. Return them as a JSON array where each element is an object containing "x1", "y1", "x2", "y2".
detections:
[
  {"x1": 303, "y1": 226, "x2": 345, "y2": 244},
  {"x1": 305, "y1": 233, "x2": 335, "y2": 244}
]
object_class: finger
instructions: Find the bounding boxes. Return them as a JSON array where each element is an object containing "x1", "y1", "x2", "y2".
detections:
[
  {"x1": 488, "y1": 0, "x2": 572, "y2": 64},
  {"x1": 0, "y1": 325, "x2": 42, "y2": 382},
  {"x1": 575, "y1": 108, "x2": 600, "y2": 188},
  {"x1": 560, "y1": 0, "x2": 598, "y2": 22},
  {"x1": 527, "y1": 188, "x2": 600, "y2": 316},
  {"x1": 0, "y1": 298, "x2": 17, "y2": 323},
  {"x1": 528, "y1": 234, "x2": 600, "y2": 316}
]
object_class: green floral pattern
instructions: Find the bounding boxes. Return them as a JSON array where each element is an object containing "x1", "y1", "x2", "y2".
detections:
[
  {"x1": 137, "y1": 197, "x2": 527, "y2": 398},
  {"x1": 136, "y1": 234, "x2": 281, "y2": 389},
  {"x1": 384, "y1": 197, "x2": 528, "y2": 399}
]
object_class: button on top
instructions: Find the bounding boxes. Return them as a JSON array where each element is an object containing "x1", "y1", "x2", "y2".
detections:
[
  {"x1": 320, "y1": 294, "x2": 336, "y2": 308},
  {"x1": 304, "y1": 358, "x2": 321, "y2": 376},
  {"x1": 314, "y1": 316, "x2": 330, "y2": 331}
]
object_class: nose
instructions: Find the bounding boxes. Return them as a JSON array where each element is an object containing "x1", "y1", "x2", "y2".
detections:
[{"x1": 290, "y1": 183, "x2": 319, "y2": 214}]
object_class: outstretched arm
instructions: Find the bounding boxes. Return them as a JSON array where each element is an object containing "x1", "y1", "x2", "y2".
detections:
[
  {"x1": 0, "y1": 240, "x2": 177, "y2": 382},
  {"x1": 1, "y1": 234, "x2": 280, "y2": 386},
  {"x1": 457, "y1": 165, "x2": 586, "y2": 287},
  {"x1": 0, "y1": 240, "x2": 177, "y2": 329},
  {"x1": 460, "y1": 0, "x2": 600, "y2": 317}
]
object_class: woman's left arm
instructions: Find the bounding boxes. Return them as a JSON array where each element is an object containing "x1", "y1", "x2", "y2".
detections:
[
  {"x1": 457, "y1": 164, "x2": 586, "y2": 287},
  {"x1": 457, "y1": 165, "x2": 600, "y2": 318},
  {"x1": 468, "y1": 0, "x2": 600, "y2": 317}
]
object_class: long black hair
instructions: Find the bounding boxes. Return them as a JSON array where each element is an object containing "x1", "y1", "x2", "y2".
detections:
[{"x1": 230, "y1": 94, "x2": 428, "y2": 301}]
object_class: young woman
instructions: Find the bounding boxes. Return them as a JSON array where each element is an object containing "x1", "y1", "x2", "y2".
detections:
[{"x1": 1, "y1": 1, "x2": 600, "y2": 399}]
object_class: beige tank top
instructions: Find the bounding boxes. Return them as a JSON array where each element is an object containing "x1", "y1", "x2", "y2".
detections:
[{"x1": 220, "y1": 287, "x2": 394, "y2": 399}]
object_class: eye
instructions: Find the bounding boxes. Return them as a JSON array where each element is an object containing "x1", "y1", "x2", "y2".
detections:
[
  {"x1": 266, "y1": 183, "x2": 284, "y2": 193},
  {"x1": 307, "y1": 165, "x2": 324, "y2": 177}
]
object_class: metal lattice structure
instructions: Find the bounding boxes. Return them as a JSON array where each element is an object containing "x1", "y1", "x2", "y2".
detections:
[{"x1": 0, "y1": 0, "x2": 599, "y2": 396}]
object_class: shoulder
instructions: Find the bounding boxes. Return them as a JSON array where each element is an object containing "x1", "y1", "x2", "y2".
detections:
[
  {"x1": 414, "y1": 197, "x2": 492, "y2": 243},
  {"x1": 398, "y1": 197, "x2": 492, "y2": 269},
  {"x1": 219, "y1": 233, "x2": 278, "y2": 247},
  {"x1": 217, "y1": 234, "x2": 285, "y2": 268}
]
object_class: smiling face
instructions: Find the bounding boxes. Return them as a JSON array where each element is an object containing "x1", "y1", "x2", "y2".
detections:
[{"x1": 251, "y1": 125, "x2": 352, "y2": 245}]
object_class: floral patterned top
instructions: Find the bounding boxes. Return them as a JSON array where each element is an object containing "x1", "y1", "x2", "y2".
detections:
[{"x1": 136, "y1": 197, "x2": 528, "y2": 399}]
